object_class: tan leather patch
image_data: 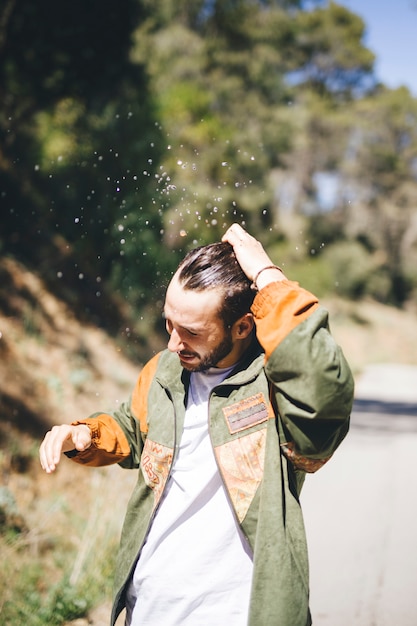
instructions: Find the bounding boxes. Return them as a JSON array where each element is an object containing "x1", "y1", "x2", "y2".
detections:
[
  {"x1": 222, "y1": 392, "x2": 270, "y2": 434},
  {"x1": 215, "y1": 429, "x2": 266, "y2": 522},
  {"x1": 140, "y1": 438, "x2": 173, "y2": 508}
]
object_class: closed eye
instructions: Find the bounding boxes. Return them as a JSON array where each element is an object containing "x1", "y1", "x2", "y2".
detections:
[{"x1": 165, "y1": 318, "x2": 198, "y2": 337}]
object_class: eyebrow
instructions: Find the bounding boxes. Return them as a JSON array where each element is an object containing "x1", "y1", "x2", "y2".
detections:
[{"x1": 163, "y1": 310, "x2": 203, "y2": 334}]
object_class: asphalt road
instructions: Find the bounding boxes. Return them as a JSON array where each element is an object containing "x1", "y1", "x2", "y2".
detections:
[{"x1": 301, "y1": 364, "x2": 417, "y2": 626}]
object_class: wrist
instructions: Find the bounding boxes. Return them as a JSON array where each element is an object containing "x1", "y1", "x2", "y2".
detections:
[{"x1": 251, "y1": 265, "x2": 286, "y2": 291}]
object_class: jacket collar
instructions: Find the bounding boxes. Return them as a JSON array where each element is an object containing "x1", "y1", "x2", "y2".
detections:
[{"x1": 155, "y1": 338, "x2": 265, "y2": 391}]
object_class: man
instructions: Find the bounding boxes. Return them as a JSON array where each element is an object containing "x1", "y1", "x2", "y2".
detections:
[{"x1": 40, "y1": 223, "x2": 354, "y2": 626}]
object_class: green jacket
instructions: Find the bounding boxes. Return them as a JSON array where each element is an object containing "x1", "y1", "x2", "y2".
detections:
[{"x1": 71, "y1": 281, "x2": 354, "y2": 626}]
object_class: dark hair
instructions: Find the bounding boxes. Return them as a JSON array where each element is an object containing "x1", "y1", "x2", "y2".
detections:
[{"x1": 177, "y1": 242, "x2": 255, "y2": 328}]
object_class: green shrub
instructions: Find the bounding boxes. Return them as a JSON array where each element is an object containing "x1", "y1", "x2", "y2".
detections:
[{"x1": 321, "y1": 241, "x2": 391, "y2": 301}]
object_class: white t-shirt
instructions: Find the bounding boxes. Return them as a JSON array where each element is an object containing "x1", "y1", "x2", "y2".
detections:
[{"x1": 125, "y1": 366, "x2": 253, "y2": 626}]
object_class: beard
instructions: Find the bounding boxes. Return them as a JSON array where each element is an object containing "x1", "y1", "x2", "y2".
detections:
[{"x1": 181, "y1": 331, "x2": 234, "y2": 372}]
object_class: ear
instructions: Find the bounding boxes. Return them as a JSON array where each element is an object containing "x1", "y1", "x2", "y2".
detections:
[{"x1": 233, "y1": 313, "x2": 254, "y2": 339}]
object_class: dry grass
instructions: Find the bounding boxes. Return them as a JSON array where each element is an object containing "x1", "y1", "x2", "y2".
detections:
[{"x1": 0, "y1": 257, "x2": 139, "y2": 625}]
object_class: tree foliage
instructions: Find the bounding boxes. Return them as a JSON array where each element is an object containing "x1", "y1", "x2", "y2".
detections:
[
  {"x1": 1, "y1": 0, "x2": 417, "y2": 346},
  {"x1": 0, "y1": 0, "x2": 166, "y2": 330}
]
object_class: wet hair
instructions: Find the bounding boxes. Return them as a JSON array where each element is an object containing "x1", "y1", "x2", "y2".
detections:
[{"x1": 176, "y1": 242, "x2": 255, "y2": 329}]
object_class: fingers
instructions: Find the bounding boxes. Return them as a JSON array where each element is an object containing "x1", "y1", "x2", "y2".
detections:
[
  {"x1": 221, "y1": 223, "x2": 251, "y2": 247},
  {"x1": 39, "y1": 424, "x2": 71, "y2": 473},
  {"x1": 222, "y1": 223, "x2": 272, "y2": 281},
  {"x1": 39, "y1": 424, "x2": 91, "y2": 474},
  {"x1": 222, "y1": 223, "x2": 265, "y2": 257},
  {"x1": 221, "y1": 222, "x2": 241, "y2": 242}
]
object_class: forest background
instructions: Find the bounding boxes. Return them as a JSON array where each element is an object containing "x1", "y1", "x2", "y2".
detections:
[{"x1": 1, "y1": 1, "x2": 417, "y2": 624}]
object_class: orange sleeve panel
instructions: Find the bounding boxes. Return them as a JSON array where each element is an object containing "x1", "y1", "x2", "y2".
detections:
[
  {"x1": 70, "y1": 414, "x2": 131, "y2": 467},
  {"x1": 251, "y1": 280, "x2": 319, "y2": 361},
  {"x1": 130, "y1": 352, "x2": 161, "y2": 435}
]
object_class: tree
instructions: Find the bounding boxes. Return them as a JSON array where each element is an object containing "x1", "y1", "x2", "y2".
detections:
[
  {"x1": 0, "y1": 0, "x2": 169, "y2": 328},
  {"x1": 290, "y1": 2, "x2": 375, "y2": 97},
  {"x1": 342, "y1": 87, "x2": 417, "y2": 304}
]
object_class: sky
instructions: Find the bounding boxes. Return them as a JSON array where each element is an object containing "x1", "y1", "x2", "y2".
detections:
[{"x1": 339, "y1": 0, "x2": 417, "y2": 96}]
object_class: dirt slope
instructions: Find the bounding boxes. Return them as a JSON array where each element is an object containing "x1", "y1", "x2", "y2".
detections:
[{"x1": 0, "y1": 257, "x2": 141, "y2": 625}]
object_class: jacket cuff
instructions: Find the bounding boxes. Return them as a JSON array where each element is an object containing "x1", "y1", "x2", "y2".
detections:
[{"x1": 251, "y1": 280, "x2": 318, "y2": 318}]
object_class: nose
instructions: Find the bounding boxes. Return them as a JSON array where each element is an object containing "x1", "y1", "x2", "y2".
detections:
[{"x1": 167, "y1": 328, "x2": 183, "y2": 353}]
